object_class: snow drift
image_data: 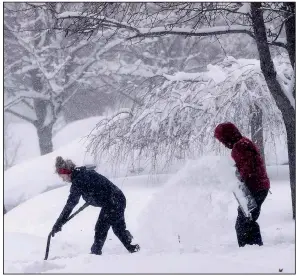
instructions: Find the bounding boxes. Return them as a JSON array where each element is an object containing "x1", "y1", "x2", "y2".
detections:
[
  {"x1": 4, "y1": 155, "x2": 294, "y2": 273},
  {"x1": 4, "y1": 137, "x2": 94, "y2": 212},
  {"x1": 137, "y1": 156, "x2": 239, "y2": 253}
]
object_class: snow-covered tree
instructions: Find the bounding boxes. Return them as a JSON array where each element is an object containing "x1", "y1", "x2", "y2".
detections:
[
  {"x1": 4, "y1": 3, "x2": 126, "y2": 155},
  {"x1": 87, "y1": 56, "x2": 287, "y2": 168}
]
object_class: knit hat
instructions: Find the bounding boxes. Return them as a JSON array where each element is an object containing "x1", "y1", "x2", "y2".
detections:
[{"x1": 55, "y1": 156, "x2": 76, "y2": 174}]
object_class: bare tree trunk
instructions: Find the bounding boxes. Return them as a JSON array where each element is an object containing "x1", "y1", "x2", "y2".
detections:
[
  {"x1": 283, "y1": 3, "x2": 297, "y2": 214},
  {"x1": 36, "y1": 124, "x2": 54, "y2": 155},
  {"x1": 250, "y1": 104, "x2": 265, "y2": 165},
  {"x1": 284, "y1": 2, "x2": 295, "y2": 69},
  {"x1": 251, "y1": 2, "x2": 296, "y2": 219},
  {"x1": 284, "y1": 2, "x2": 296, "y2": 101},
  {"x1": 33, "y1": 97, "x2": 55, "y2": 155},
  {"x1": 30, "y1": 10, "x2": 54, "y2": 156}
]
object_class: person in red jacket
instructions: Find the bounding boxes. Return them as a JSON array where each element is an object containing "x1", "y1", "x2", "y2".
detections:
[{"x1": 214, "y1": 122, "x2": 270, "y2": 247}]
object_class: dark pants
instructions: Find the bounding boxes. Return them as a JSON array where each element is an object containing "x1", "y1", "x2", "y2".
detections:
[
  {"x1": 91, "y1": 193, "x2": 133, "y2": 254},
  {"x1": 235, "y1": 189, "x2": 268, "y2": 247}
]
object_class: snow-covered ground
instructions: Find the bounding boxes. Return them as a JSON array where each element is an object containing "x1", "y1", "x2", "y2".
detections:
[
  {"x1": 4, "y1": 117, "x2": 295, "y2": 273},
  {"x1": 4, "y1": 156, "x2": 295, "y2": 273}
]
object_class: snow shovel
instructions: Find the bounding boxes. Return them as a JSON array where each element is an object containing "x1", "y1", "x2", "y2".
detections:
[
  {"x1": 44, "y1": 202, "x2": 89, "y2": 260},
  {"x1": 233, "y1": 181, "x2": 257, "y2": 219}
]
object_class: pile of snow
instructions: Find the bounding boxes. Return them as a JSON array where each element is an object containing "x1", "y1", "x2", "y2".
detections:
[
  {"x1": 4, "y1": 156, "x2": 295, "y2": 273},
  {"x1": 137, "y1": 156, "x2": 238, "y2": 253},
  {"x1": 4, "y1": 117, "x2": 131, "y2": 211},
  {"x1": 53, "y1": 116, "x2": 102, "y2": 149},
  {"x1": 4, "y1": 137, "x2": 94, "y2": 212},
  {"x1": 4, "y1": 116, "x2": 102, "y2": 169},
  {"x1": 4, "y1": 132, "x2": 173, "y2": 212},
  {"x1": 5, "y1": 122, "x2": 40, "y2": 165},
  {"x1": 4, "y1": 173, "x2": 170, "y2": 238},
  {"x1": 4, "y1": 173, "x2": 166, "y2": 265}
]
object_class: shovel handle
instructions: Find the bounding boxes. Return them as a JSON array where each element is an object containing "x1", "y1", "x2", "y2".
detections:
[
  {"x1": 44, "y1": 232, "x2": 52, "y2": 260},
  {"x1": 44, "y1": 203, "x2": 89, "y2": 260}
]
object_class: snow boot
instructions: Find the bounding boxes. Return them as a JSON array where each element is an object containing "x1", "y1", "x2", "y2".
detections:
[
  {"x1": 90, "y1": 243, "x2": 102, "y2": 255},
  {"x1": 126, "y1": 244, "x2": 140, "y2": 253}
]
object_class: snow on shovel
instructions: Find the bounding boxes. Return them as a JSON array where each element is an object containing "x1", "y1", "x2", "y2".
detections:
[{"x1": 233, "y1": 181, "x2": 257, "y2": 219}]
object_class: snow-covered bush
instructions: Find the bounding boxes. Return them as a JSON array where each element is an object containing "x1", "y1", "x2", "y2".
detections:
[{"x1": 88, "y1": 55, "x2": 290, "y2": 170}]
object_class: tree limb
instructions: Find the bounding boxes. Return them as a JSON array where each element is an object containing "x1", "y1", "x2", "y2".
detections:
[
  {"x1": 22, "y1": 99, "x2": 34, "y2": 110},
  {"x1": 5, "y1": 109, "x2": 36, "y2": 124},
  {"x1": 127, "y1": 25, "x2": 287, "y2": 49}
]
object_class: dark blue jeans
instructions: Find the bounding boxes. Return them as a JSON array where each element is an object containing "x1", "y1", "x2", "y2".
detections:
[{"x1": 235, "y1": 189, "x2": 268, "y2": 247}]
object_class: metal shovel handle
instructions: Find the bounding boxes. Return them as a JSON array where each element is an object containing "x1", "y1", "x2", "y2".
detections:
[
  {"x1": 44, "y1": 203, "x2": 89, "y2": 260},
  {"x1": 44, "y1": 232, "x2": 53, "y2": 260}
]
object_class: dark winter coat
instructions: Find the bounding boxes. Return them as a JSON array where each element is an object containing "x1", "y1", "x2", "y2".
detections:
[
  {"x1": 55, "y1": 166, "x2": 125, "y2": 226},
  {"x1": 214, "y1": 122, "x2": 270, "y2": 193}
]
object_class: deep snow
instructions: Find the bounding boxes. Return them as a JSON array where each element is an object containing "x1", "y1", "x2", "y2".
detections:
[
  {"x1": 4, "y1": 117, "x2": 295, "y2": 273},
  {"x1": 4, "y1": 157, "x2": 295, "y2": 273}
]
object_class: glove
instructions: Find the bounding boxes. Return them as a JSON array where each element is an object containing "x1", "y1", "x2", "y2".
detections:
[{"x1": 51, "y1": 222, "x2": 63, "y2": 237}]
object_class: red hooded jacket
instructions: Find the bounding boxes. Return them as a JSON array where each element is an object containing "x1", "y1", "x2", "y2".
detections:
[{"x1": 214, "y1": 122, "x2": 270, "y2": 193}]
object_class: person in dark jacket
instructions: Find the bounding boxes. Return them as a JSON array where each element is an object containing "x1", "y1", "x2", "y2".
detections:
[
  {"x1": 214, "y1": 122, "x2": 270, "y2": 247},
  {"x1": 52, "y1": 156, "x2": 140, "y2": 255}
]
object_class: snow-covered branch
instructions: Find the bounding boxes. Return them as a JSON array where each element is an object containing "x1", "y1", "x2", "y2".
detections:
[
  {"x1": 5, "y1": 109, "x2": 36, "y2": 124},
  {"x1": 4, "y1": 92, "x2": 50, "y2": 111},
  {"x1": 129, "y1": 25, "x2": 254, "y2": 40},
  {"x1": 56, "y1": 12, "x2": 139, "y2": 34},
  {"x1": 88, "y1": 56, "x2": 287, "y2": 170},
  {"x1": 63, "y1": 38, "x2": 126, "y2": 91}
]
